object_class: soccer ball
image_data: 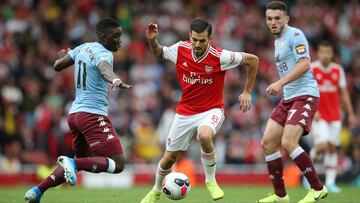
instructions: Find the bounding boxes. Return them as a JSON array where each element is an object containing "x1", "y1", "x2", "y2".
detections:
[{"x1": 162, "y1": 172, "x2": 191, "y2": 200}]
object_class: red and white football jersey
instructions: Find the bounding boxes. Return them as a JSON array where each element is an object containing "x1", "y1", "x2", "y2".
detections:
[
  {"x1": 311, "y1": 61, "x2": 347, "y2": 121},
  {"x1": 163, "y1": 40, "x2": 244, "y2": 115}
]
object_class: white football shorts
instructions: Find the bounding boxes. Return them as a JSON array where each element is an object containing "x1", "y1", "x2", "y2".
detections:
[
  {"x1": 166, "y1": 108, "x2": 225, "y2": 151},
  {"x1": 311, "y1": 119, "x2": 342, "y2": 146}
]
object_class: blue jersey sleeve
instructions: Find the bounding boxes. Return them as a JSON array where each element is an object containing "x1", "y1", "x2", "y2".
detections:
[
  {"x1": 290, "y1": 30, "x2": 310, "y2": 62},
  {"x1": 68, "y1": 44, "x2": 85, "y2": 60},
  {"x1": 94, "y1": 51, "x2": 113, "y2": 67}
]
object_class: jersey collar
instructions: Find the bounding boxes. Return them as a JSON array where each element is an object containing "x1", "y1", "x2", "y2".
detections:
[{"x1": 191, "y1": 43, "x2": 210, "y2": 63}]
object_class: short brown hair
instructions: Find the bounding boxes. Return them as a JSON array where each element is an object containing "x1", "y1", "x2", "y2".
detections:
[{"x1": 266, "y1": 1, "x2": 288, "y2": 14}]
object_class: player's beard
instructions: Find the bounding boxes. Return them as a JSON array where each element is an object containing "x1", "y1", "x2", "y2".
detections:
[
  {"x1": 272, "y1": 24, "x2": 285, "y2": 36},
  {"x1": 194, "y1": 48, "x2": 205, "y2": 58}
]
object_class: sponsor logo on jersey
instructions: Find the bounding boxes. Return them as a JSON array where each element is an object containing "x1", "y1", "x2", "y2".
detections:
[{"x1": 295, "y1": 44, "x2": 306, "y2": 54}]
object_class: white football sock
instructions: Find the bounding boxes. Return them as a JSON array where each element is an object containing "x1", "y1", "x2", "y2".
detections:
[
  {"x1": 201, "y1": 150, "x2": 216, "y2": 182},
  {"x1": 324, "y1": 153, "x2": 338, "y2": 185},
  {"x1": 153, "y1": 163, "x2": 172, "y2": 192}
]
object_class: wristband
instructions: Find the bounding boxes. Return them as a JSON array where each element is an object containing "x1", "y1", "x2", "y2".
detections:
[{"x1": 112, "y1": 78, "x2": 121, "y2": 85}]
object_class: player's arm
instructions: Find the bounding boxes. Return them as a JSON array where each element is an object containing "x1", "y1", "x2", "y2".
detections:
[
  {"x1": 146, "y1": 23, "x2": 163, "y2": 61},
  {"x1": 97, "y1": 62, "x2": 132, "y2": 89},
  {"x1": 220, "y1": 50, "x2": 258, "y2": 112},
  {"x1": 53, "y1": 48, "x2": 74, "y2": 71},
  {"x1": 340, "y1": 87, "x2": 356, "y2": 124},
  {"x1": 240, "y1": 53, "x2": 259, "y2": 94},
  {"x1": 279, "y1": 58, "x2": 310, "y2": 86},
  {"x1": 239, "y1": 53, "x2": 259, "y2": 112},
  {"x1": 267, "y1": 30, "x2": 311, "y2": 95}
]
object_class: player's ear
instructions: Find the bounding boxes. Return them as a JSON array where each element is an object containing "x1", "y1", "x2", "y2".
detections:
[
  {"x1": 189, "y1": 32, "x2": 192, "y2": 41},
  {"x1": 285, "y1": 16, "x2": 289, "y2": 24}
]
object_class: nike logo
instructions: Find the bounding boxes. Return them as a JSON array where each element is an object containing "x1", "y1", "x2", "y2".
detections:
[{"x1": 314, "y1": 192, "x2": 322, "y2": 200}]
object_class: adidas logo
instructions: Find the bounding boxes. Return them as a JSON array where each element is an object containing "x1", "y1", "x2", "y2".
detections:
[{"x1": 182, "y1": 61, "x2": 188, "y2": 67}]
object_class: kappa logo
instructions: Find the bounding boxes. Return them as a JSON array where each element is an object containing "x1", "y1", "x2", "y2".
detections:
[
  {"x1": 301, "y1": 111, "x2": 309, "y2": 118},
  {"x1": 306, "y1": 97, "x2": 313, "y2": 102},
  {"x1": 103, "y1": 127, "x2": 110, "y2": 133},
  {"x1": 182, "y1": 61, "x2": 188, "y2": 67},
  {"x1": 107, "y1": 134, "x2": 114, "y2": 140},
  {"x1": 299, "y1": 119, "x2": 306, "y2": 125},
  {"x1": 99, "y1": 121, "x2": 107, "y2": 126},
  {"x1": 303, "y1": 104, "x2": 311, "y2": 110},
  {"x1": 97, "y1": 116, "x2": 104, "y2": 121},
  {"x1": 50, "y1": 175, "x2": 55, "y2": 182}
]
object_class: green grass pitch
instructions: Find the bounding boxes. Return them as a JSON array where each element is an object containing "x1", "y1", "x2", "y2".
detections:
[{"x1": 1, "y1": 185, "x2": 358, "y2": 203}]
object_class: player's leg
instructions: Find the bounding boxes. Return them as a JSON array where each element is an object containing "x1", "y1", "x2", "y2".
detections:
[
  {"x1": 257, "y1": 119, "x2": 289, "y2": 203},
  {"x1": 281, "y1": 96, "x2": 327, "y2": 203},
  {"x1": 324, "y1": 121, "x2": 342, "y2": 192},
  {"x1": 141, "y1": 150, "x2": 182, "y2": 203},
  {"x1": 25, "y1": 113, "x2": 81, "y2": 202},
  {"x1": 257, "y1": 98, "x2": 290, "y2": 203},
  {"x1": 56, "y1": 113, "x2": 126, "y2": 186},
  {"x1": 141, "y1": 113, "x2": 194, "y2": 203},
  {"x1": 156, "y1": 151, "x2": 181, "y2": 191},
  {"x1": 310, "y1": 120, "x2": 330, "y2": 161},
  {"x1": 197, "y1": 108, "x2": 224, "y2": 200}
]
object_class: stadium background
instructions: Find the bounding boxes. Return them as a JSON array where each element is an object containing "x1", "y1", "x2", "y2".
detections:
[{"x1": 0, "y1": 0, "x2": 360, "y2": 189}]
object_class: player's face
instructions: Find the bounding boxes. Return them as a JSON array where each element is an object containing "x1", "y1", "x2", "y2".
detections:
[
  {"x1": 318, "y1": 46, "x2": 333, "y2": 66},
  {"x1": 189, "y1": 30, "x2": 211, "y2": 57},
  {"x1": 266, "y1": 9, "x2": 289, "y2": 36},
  {"x1": 104, "y1": 27, "x2": 122, "y2": 52}
]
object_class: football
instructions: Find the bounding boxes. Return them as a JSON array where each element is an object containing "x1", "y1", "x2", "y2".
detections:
[{"x1": 162, "y1": 172, "x2": 191, "y2": 200}]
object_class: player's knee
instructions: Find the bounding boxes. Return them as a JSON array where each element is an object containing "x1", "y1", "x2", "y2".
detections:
[
  {"x1": 281, "y1": 138, "x2": 297, "y2": 152},
  {"x1": 197, "y1": 130, "x2": 213, "y2": 144},
  {"x1": 261, "y1": 137, "x2": 273, "y2": 151},
  {"x1": 110, "y1": 155, "x2": 125, "y2": 173}
]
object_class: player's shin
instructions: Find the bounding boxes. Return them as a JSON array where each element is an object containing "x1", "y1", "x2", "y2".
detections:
[
  {"x1": 290, "y1": 147, "x2": 323, "y2": 190},
  {"x1": 201, "y1": 150, "x2": 216, "y2": 182},
  {"x1": 324, "y1": 152, "x2": 338, "y2": 186},
  {"x1": 154, "y1": 162, "x2": 172, "y2": 192},
  {"x1": 37, "y1": 167, "x2": 66, "y2": 193},
  {"x1": 265, "y1": 151, "x2": 287, "y2": 197}
]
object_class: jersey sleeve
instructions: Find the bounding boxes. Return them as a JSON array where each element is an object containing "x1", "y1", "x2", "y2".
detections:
[
  {"x1": 162, "y1": 41, "x2": 180, "y2": 64},
  {"x1": 220, "y1": 49, "x2": 244, "y2": 71},
  {"x1": 339, "y1": 66, "x2": 347, "y2": 88},
  {"x1": 290, "y1": 30, "x2": 310, "y2": 62},
  {"x1": 68, "y1": 44, "x2": 84, "y2": 60},
  {"x1": 94, "y1": 51, "x2": 113, "y2": 67}
]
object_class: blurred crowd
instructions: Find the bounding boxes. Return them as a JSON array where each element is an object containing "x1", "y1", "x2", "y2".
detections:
[{"x1": 0, "y1": 0, "x2": 360, "y2": 181}]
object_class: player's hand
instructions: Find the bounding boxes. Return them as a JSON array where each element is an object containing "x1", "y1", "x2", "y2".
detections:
[
  {"x1": 112, "y1": 80, "x2": 132, "y2": 90},
  {"x1": 348, "y1": 113, "x2": 357, "y2": 128},
  {"x1": 146, "y1": 23, "x2": 159, "y2": 41},
  {"x1": 57, "y1": 48, "x2": 70, "y2": 59},
  {"x1": 313, "y1": 111, "x2": 321, "y2": 121},
  {"x1": 239, "y1": 91, "x2": 251, "y2": 112},
  {"x1": 266, "y1": 80, "x2": 283, "y2": 96}
]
